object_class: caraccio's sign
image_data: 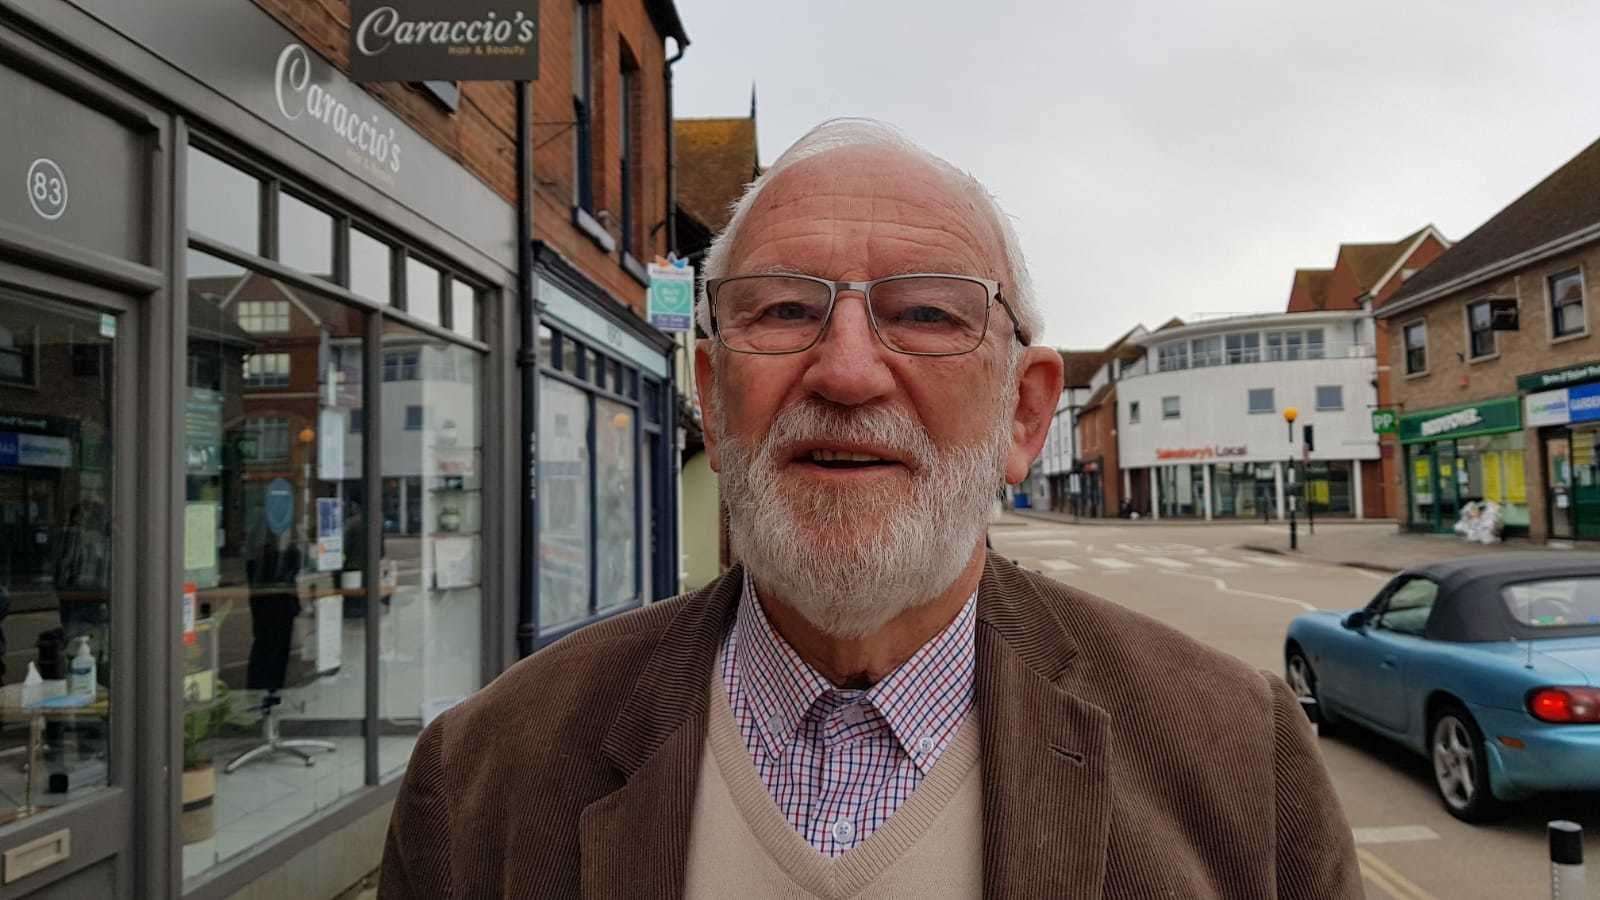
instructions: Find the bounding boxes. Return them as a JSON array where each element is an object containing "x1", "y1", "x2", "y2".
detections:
[
  {"x1": 350, "y1": 1, "x2": 539, "y2": 82},
  {"x1": 1399, "y1": 396, "x2": 1521, "y2": 443}
]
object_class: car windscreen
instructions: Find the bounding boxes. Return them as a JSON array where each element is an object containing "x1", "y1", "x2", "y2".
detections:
[{"x1": 1502, "y1": 578, "x2": 1600, "y2": 631}]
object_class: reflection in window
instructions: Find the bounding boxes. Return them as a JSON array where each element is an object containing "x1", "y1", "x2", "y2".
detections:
[
  {"x1": 236, "y1": 301, "x2": 289, "y2": 334},
  {"x1": 350, "y1": 229, "x2": 392, "y2": 305},
  {"x1": 406, "y1": 257, "x2": 442, "y2": 325},
  {"x1": 0, "y1": 290, "x2": 117, "y2": 818},
  {"x1": 383, "y1": 349, "x2": 420, "y2": 382},
  {"x1": 181, "y1": 249, "x2": 368, "y2": 879},
  {"x1": 187, "y1": 146, "x2": 260, "y2": 253},
  {"x1": 278, "y1": 191, "x2": 334, "y2": 278},
  {"x1": 378, "y1": 325, "x2": 483, "y2": 775},
  {"x1": 242, "y1": 353, "x2": 290, "y2": 388},
  {"x1": 540, "y1": 379, "x2": 592, "y2": 631}
]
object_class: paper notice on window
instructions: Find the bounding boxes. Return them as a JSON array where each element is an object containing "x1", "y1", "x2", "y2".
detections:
[
  {"x1": 183, "y1": 502, "x2": 220, "y2": 588},
  {"x1": 433, "y1": 536, "x2": 477, "y2": 590},
  {"x1": 315, "y1": 593, "x2": 342, "y2": 674},
  {"x1": 1505, "y1": 454, "x2": 1527, "y2": 504},
  {"x1": 1483, "y1": 452, "x2": 1503, "y2": 501}
]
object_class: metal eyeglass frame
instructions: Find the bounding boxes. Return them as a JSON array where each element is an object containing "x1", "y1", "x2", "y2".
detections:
[{"x1": 703, "y1": 272, "x2": 1030, "y2": 357}]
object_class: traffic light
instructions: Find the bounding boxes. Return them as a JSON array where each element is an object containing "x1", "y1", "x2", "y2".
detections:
[{"x1": 1304, "y1": 424, "x2": 1315, "y2": 452}]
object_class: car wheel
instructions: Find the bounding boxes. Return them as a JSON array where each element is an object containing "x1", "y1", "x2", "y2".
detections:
[
  {"x1": 1429, "y1": 705, "x2": 1509, "y2": 823},
  {"x1": 1286, "y1": 648, "x2": 1340, "y2": 734}
]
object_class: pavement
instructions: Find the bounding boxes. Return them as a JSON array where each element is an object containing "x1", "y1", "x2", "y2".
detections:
[{"x1": 1007, "y1": 508, "x2": 1577, "y2": 574}]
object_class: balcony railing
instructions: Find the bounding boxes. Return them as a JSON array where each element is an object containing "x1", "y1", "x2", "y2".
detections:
[{"x1": 1119, "y1": 341, "x2": 1374, "y2": 378}]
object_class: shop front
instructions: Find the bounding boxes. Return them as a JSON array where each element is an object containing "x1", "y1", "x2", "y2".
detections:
[
  {"x1": 1399, "y1": 397, "x2": 1528, "y2": 535},
  {"x1": 1520, "y1": 360, "x2": 1600, "y2": 540},
  {"x1": 1137, "y1": 447, "x2": 1360, "y2": 520}
]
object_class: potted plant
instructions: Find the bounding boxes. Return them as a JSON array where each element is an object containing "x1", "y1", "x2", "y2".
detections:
[{"x1": 181, "y1": 682, "x2": 231, "y2": 844}]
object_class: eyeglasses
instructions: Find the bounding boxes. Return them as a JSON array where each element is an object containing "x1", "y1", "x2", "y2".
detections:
[{"x1": 704, "y1": 273, "x2": 1028, "y2": 356}]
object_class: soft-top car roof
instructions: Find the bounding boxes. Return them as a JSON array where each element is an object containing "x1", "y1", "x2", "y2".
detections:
[{"x1": 1396, "y1": 552, "x2": 1600, "y2": 642}]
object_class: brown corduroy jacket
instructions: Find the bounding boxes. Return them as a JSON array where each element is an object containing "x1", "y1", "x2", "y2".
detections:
[{"x1": 380, "y1": 554, "x2": 1362, "y2": 899}]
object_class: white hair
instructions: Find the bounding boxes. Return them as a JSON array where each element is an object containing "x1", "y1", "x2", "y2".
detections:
[{"x1": 696, "y1": 117, "x2": 1041, "y2": 346}]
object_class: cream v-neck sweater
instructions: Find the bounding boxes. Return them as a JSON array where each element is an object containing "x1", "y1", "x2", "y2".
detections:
[{"x1": 683, "y1": 674, "x2": 982, "y2": 899}]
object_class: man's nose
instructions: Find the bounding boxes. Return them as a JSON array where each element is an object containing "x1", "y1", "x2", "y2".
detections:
[{"x1": 798, "y1": 292, "x2": 896, "y2": 406}]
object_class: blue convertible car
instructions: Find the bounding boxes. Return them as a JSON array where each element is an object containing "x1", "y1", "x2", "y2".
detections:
[{"x1": 1284, "y1": 553, "x2": 1600, "y2": 822}]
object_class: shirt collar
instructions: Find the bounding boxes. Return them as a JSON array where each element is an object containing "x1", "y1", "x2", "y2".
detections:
[{"x1": 729, "y1": 569, "x2": 977, "y2": 775}]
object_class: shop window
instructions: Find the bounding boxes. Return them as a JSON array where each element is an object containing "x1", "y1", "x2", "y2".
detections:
[
  {"x1": 1315, "y1": 385, "x2": 1343, "y2": 411},
  {"x1": 242, "y1": 352, "x2": 290, "y2": 388},
  {"x1": 1404, "y1": 321, "x2": 1427, "y2": 374},
  {"x1": 278, "y1": 190, "x2": 334, "y2": 279},
  {"x1": 1551, "y1": 269, "x2": 1586, "y2": 338},
  {"x1": 350, "y1": 228, "x2": 393, "y2": 306},
  {"x1": 1225, "y1": 332, "x2": 1260, "y2": 364},
  {"x1": 1466, "y1": 301, "x2": 1496, "y2": 359},
  {"x1": 182, "y1": 250, "x2": 369, "y2": 879},
  {"x1": 379, "y1": 325, "x2": 485, "y2": 775},
  {"x1": 1128, "y1": 400, "x2": 1140, "y2": 424},
  {"x1": 236, "y1": 300, "x2": 289, "y2": 334},
  {"x1": 1162, "y1": 395, "x2": 1181, "y2": 419},
  {"x1": 1247, "y1": 387, "x2": 1274, "y2": 414},
  {"x1": 405, "y1": 255, "x2": 442, "y2": 326},
  {"x1": 0, "y1": 292, "x2": 119, "y2": 818},
  {"x1": 538, "y1": 325, "x2": 555, "y2": 368},
  {"x1": 1157, "y1": 342, "x2": 1188, "y2": 372},
  {"x1": 540, "y1": 378, "x2": 593, "y2": 631},
  {"x1": 187, "y1": 146, "x2": 260, "y2": 253},
  {"x1": 596, "y1": 398, "x2": 638, "y2": 612},
  {"x1": 0, "y1": 322, "x2": 36, "y2": 385}
]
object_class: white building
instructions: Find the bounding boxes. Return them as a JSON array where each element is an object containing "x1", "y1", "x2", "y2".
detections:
[{"x1": 1116, "y1": 311, "x2": 1380, "y2": 520}]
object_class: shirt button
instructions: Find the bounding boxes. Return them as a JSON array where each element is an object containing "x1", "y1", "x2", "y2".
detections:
[
  {"x1": 843, "y1": 705, "x2": 864, "y2": 725},
  {"x1": 916, "y1": 735, "x2": 936, "y2": 754},
  {"x1": 830, "y1": 818, "x2": 855, "y2": 843},
  {"x1": 766, "y1": 715, "x2": 785, "y2": 736}
]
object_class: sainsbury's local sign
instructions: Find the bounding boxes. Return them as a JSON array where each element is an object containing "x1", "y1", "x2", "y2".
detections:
[{"x1": 349, "y1": 1, "x2": 539, "y2": 82}]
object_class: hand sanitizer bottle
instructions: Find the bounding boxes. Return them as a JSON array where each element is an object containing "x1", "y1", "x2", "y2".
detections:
[{"x1": 68, "y1": 637, "x2": 96, "y2": 700}]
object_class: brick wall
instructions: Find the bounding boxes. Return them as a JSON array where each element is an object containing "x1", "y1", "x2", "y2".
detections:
[
  {"x1": 252, "y1": 0, "x2": 520, "y2": 205},
  {"x1": 532, "y1": 0, "x2": 671, "y2": 314},
  {"x1": 1370, "y1": 234, "x2": 1450, "y2": 519},
  {"x1": 1077, "y1": 393, "x2": 1121, "y2": 515}
]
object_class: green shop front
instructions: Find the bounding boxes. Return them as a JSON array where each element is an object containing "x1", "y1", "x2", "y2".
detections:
[
  {"x1": 1519, "y1": 360, "x2": 1600, "y2": 540},
  {"x1": 1399, "y1": 397, "x2": 1529, "y2": 535}
]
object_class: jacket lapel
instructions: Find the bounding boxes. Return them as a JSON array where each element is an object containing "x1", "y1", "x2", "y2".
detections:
[
  {"x1": 578, "y1": 567, "x2": 743, "y2": 900},
  {"x1": 977, "y1": 554, "x2": 1112, "y2": 898}
]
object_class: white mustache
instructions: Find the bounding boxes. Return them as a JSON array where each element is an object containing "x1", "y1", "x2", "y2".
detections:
[{"x1": 759, "y1": 402, "x2": 936, "y2": 473}]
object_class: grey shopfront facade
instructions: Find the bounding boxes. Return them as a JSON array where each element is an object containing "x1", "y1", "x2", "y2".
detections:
[{"x1": 0, "y1": 1, "x2": 677, "y2": 897}]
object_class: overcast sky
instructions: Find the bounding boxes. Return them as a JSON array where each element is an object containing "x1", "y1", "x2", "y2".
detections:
[{"x1": 671, "y1": 0, "x2": 1600, "y2": 349}]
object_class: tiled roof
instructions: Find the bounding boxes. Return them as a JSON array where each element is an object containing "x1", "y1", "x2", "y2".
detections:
[
  {"x1": 675, "y1": 116, "x2": 760, "y2": 235},
  {"x1": 1059, "y1": 349, "x2": 1110, "y2": 388},
  {"x1": 1339, "y1": 226, "x2": 1430, "y2": 295},
  {"x1": 1391, "y1": 135, "x2": 1600, "y2": 304},
  {"x1": 1292, "y1": 269, "x2": 1333, "y2": 310}
]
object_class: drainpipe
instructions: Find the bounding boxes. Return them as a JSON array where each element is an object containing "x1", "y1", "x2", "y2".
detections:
[
  {"x1": 516, "y1": 80, "x2": 540, "y2": 658},
  {"x1": 664, "y1": 34, "x2": 687, "y2": 595}
]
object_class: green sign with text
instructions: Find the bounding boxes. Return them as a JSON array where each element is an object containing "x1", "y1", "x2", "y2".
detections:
[
  {"x1": 1370, "y1": 408, "x2": 1398, "y2": 435},
  {"x1": 1516, "y1": 360, "x2": 1600, "y2": 392}
]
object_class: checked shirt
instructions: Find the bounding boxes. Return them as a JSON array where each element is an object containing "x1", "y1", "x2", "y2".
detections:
[{"x1": 719, "y1": 571, "x2": 976, "y2": 857}]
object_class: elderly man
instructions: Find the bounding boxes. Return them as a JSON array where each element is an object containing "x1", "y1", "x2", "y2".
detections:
[{"x1": 380, "y1": 119, "x2": 1361, "y2": 899}]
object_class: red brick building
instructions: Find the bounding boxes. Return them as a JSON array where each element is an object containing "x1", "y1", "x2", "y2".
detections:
[{"x1": 1287, "y1": 226, "x2": 1451, "y2": 517}]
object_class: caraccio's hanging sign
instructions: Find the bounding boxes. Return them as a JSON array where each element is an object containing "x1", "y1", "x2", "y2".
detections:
[
  {"x1": 1399, "y1": 396, "x2": 1521, "y2": 443},
  {"x1": 350, "y1": 1, "x2": 539, "y2": 82}
]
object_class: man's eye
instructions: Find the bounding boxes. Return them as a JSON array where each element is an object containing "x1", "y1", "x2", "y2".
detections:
[
  {"x1": 761, "y1": 302, "x2": 815, "y2": 321},
  {"x1": 899, "y1": 305, "x2": 953, "y2": 325}
]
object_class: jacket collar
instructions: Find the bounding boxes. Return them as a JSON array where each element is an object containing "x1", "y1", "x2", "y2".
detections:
[{"x1": 580, "y1": 554, "x2": 1111, "y2": 899}]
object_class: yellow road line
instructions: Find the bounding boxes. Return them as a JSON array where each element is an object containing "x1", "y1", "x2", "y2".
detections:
[{"x1": 1358, "y1": 847, "x2": 1439, "y2": 900}]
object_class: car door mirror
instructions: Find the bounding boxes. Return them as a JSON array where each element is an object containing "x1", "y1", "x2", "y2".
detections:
[{"x1": 1342, "y1": 610, "x2": 1369, "y2": 630}]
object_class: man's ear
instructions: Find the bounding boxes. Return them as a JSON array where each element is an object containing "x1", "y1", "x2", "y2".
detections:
[
  {"x1": 1004, "y1": 347, "x2": 1064, "y2": 484},
  {"x1": 693, "y1": 339, "x2": 721, "y2": 472}
]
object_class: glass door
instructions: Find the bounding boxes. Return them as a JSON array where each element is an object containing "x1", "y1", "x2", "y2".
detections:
[
  {"x1": 1432, "y1": 442, "x2": 1461, "y2": 532},
  {"x1": 0, "y1": 278, "x2": 134, "y2": 892},
  {"x1": 1546, "y1": 432, "x2": 1574, "y2": 539},
  {"x1": 1570, "y1": 427, "x2": 1600, "y2": 539}
]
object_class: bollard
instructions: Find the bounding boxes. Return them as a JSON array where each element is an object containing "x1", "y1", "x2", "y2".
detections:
[{"x1": 1549, "y1": 820, "x2": 1584, "y2": 899}]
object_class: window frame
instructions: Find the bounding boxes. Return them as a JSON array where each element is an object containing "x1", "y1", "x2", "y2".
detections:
[
  {"x1": 572, "y1": 0, "x2": 595, "y2": 214},
  {"x1": 1161, "y1": 395, "x2": 1181, "y2": 420},
  {"x1": 1128, "y1": 400, "x2": 1140, "y2": 424},
  {"x1": 1403, "y1": 319, "x2": 1428, "y2": 376},
  {"x1": 1247, "y1": 387, "x2": 1275, "y2": 415},
  {"x1": 1549, "y1": 267, "x2": 1587, "y2": 340},
  {"x1": 1315, "y1": 384, "x2": 1344, "y2": 411},
  {"x1": 1157, "y1": 341, "x2": 1188, "y2": 372},
  {"x1": 1465, "y1": 299, "x2": 1497, "y2": 360},
  {"x1": 1375, "y1": 575, "x2": 1439, "y2": 636},
  {"x1": 1225, "y1": 332, "x2": 1261, "y2": 365}
]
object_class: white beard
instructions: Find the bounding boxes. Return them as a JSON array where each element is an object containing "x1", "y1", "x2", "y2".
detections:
[{"x1": 717, "y1": 397, "x2": 1010, "y2": 639}]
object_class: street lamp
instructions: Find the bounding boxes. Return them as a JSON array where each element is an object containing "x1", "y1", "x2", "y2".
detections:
[{"x1": 1283, "y1": 407, "x2": 1298, "y2": 550}]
